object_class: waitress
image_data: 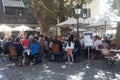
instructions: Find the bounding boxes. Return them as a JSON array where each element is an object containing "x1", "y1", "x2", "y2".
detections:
[{"x1": 66, "y1": 29, "x2": 74, "y2": 63}]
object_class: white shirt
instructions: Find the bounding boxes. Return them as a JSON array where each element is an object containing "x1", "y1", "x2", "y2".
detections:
[{"x1": 94, "y1": 39, "x2": 103, "y2": 50}]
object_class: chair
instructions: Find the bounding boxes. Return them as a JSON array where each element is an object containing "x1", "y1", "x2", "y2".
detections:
[
  {"x1": 51, "y1": 44, "x2": 60, "y2": 53},
  {"x1": 101, "y1": 49, "x2": 116, "y2": 67},
  {"x1": 9, "y1": 46, "x2": 21, "y2": 65},
  {"x1": 9, "y1": 46, "x2": 18, "y2": 57},
  {"x1": 51, "y1": 44, "x2": 62, "y2": 62}
]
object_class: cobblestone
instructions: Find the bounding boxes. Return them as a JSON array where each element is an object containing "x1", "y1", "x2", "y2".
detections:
[
  {"x1": 0, "y1": 61, "x2": 25, "y2": 80},
  {"x1": 0, "y1": 59, "x2": 120, "y2": 80}
]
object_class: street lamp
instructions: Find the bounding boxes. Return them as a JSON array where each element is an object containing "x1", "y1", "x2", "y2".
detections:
[{"x1": 74, "y1": 4, "x2": 81, "y2": 39}]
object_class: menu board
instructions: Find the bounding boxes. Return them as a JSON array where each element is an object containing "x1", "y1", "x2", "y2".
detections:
[{"x1": 83, "y1": 32, "x2": 94, "y2": 47}]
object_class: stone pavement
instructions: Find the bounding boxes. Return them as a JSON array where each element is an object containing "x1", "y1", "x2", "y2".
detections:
[
  {"x1": 0, "y1": 59, "x2": 120, "y2": 80},
  {"x1": 0, "y1": 61, "x2": 25, "y2": 80}
]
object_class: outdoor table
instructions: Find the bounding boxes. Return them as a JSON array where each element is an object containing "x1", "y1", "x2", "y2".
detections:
[
  {"x1": 109, "y1": 49, "x2": 120, "y2": 54},
  {"x1": 109, "y1": 49, "x2": 120, "y2": 63}
]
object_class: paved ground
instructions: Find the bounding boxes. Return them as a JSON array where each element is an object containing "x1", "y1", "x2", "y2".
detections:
[{"x1": 0, "y1": 58, "x2": 120, "y2": 80}]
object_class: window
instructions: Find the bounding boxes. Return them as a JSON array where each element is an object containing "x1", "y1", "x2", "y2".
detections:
[
  {"x1": 82, "y1": 8, "x2": 91, "y2": 19},
  {"x1": 5, "y1": 7, "x2": 24, "y2": 16}
]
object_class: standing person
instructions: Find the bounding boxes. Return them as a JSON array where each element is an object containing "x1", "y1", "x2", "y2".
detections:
[
  {"x1": 28, "y1": 35, "x2": 33, "y2": 48},
  {"x1": 73, "y1": 37, "x2": 81, "y2": 62},
  {"x1": 43, "y1": 36, "x2": 49, "y2": 58},
  {"x1": 66, "y1": 29, "x2": 74, "y2": 63}
]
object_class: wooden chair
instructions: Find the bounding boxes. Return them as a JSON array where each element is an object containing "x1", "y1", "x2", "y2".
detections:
[
  {"x1": 9, "y1": 45, "x2": 22, "y2": 65},
  {"x1": 51, "y1": 44, "x2": 60, "y2": 53},
  {"x1": 101, "y1": 49, "x2": 116, "y2": 67},
  {"x1": 9, "y1": 46, "x2": 18, "y2": 57}
]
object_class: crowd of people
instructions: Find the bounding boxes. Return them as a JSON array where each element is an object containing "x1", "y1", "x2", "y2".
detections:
[{"x1": 0, "y1": 30, "x2": 116, "y2": 66}]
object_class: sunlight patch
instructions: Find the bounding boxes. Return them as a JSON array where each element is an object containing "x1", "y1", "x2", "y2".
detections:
[
  {"x1": 0, "y1": 75, "x2": 3, "y2": 78},
  {"x1": 115, "y1": 73, "x2": 120, "y2": 80},
  {"x1": 94, "y1": 70, "x2": 106, "y2": 79},
  {"x1": 61, "y1": 65, "x2": 66, "y2": 68},
  {"x1": 43, "y1": 64, "x2": 49, "y2": 69},
  {"x1": 67, "y1": 72, "x2": 85, "y2": 80}
]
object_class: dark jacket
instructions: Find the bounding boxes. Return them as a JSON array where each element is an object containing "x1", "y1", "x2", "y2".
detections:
[
  {"x1": 68, "y1": 34, "x2": 74, "y2": 42},
  {"x1": 12, "y1": 42, "x2": 24, "y2": 56}
]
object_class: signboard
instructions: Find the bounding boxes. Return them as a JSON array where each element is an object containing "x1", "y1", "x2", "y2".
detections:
[{"x1": 83, "y1": 31, "x2": 94, "y2": 47}]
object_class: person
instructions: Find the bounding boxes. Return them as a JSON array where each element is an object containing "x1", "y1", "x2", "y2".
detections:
[
  {"x1": 66, "y1": 29, "x2": 75, "y2": 63},
  {"x1": 43, "y1": 36, "x2": 49, "y2": 58},
  {"x1": 11, "y1": 38, "x2": 24, "y2": 66},
  {"x1": 28, "y1": 35, "x2": 33, "y2": 48},
  {"x1": 73, "y1": 37, "x2": 81, "y2": 62},
  {"x1": 29, "y1": 39, "x2": 40, "y2": 65},
  {"x1": 11, "y1": 38, "x2": 24, "y2": 57},
  {"x1": 38, "y1": 35, "x2": 45, "y2": 57},
  {"x1": 51, "y1": 36, "x2": 64, "y2": 62},
  {"x1": 93, "y1": 36, "x2": 103, "y2": 59},
  {"x1": 21, "y1": 36, "x2": 28, "y2": 49},
  {"x1": 3, "y1": 38, "x2": 12, "y2": 54}
]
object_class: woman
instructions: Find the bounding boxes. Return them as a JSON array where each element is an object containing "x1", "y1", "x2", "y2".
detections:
[{"x1": 66, "y1": 29, "x2": 74, "y2": 63}]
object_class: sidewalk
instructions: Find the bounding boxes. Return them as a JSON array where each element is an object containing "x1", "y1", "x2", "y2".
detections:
[
  {"x1": 0, "y1": 61, "x2": 25, "y2": 80},
  {"x1": 0, "y1": 59, "x2": 120, "y2": 80}
]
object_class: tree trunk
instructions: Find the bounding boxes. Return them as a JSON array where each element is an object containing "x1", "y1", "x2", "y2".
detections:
[
  {"x1": 31, "y1": 0, "x2": 49, "y2": 36},
  {"x1": 115, "y1": 0, "x2": 120, "y2": 48},
  {"x1": 116, "y1": 0, "x2": 120, "y2": 16},
  {"x1": 116, "y1": 22, "x2": 120, "y2": 48},
  {"x1": 37, "y1": 18, "x2": 49, "y2": 36}
]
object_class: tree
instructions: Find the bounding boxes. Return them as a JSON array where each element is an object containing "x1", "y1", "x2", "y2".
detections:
[
  {"x1": 29, "y1": 0, "x2": 93, "y2": 36},
  {"x1": 109, "y1": 0, "x2": 120, "y2": 48},
  {"x1": 116, "y1": 0, "x2": 120, "y2": 48}
]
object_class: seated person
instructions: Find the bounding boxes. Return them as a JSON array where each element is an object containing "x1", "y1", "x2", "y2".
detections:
[
  {"x1": 29, "y1": 39, "x2": 40, "y2": 65},
  {"x1": 101, "y1": 41, "x2": 110, "y2": 58},
  {"x1": 10, "y1": 38, "x2": 24, "y2": 66},
  {"x1": 51, "y1": 37, "x2": 64, "y2": 62},
  {"x1": 11, "y1": 38, "x2": 24, "y2": 57},
  {"x1": 93, "y1": 36, "x2": 103, "y2": 59},
  {"x1": 3, "y1": 38, "x2": 12, "y2": 54}
]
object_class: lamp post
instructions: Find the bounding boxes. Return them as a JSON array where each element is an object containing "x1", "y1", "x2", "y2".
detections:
[{"x1": 74, "y1": 4, "x2": 81, "y2": 39}]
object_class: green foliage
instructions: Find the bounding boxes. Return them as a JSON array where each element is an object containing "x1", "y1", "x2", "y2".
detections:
[
  {"x1": 107, "y1": 0, "x2": 117, "y2": 10},
  {"x1": 23, "y1": 0, "x2": 93, "y2": 25}
]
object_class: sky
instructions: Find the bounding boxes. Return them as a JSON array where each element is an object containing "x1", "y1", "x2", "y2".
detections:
[{"x1": 101, "y1": 0, "x2": 111, "y2": 14}]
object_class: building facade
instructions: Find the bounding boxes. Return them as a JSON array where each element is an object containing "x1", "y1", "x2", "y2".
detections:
[
  {"x1": 81, "y1": 0, "x2": 103, "y2": 19},
  {"x1": 0, "y1": 0, "x2": 37, "y2": 28}
]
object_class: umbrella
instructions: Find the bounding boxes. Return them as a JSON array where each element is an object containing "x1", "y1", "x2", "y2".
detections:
[
  {"x1": 56, "y1": 17, "x2": 89, "y2": 28},
  {"x1": 73, "y1": 28, "x2": 87, "y2": 32},
  {"x1": 0, "y1": 24, "x2": 13, "y2": 31},
  {"x1": 86, "y1": 13, "x2": 118, "y2": 27},
  {"x1": 13, "y1": 25, "x2": 33, "y2": 31},
  {"x1": 34, "y1": 27, "x2": 40, "y2": 32}
]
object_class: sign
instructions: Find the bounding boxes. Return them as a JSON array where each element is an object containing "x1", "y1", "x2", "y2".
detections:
[{"x1": 83, "y1": 31, "x2": 93, "y2": 47}]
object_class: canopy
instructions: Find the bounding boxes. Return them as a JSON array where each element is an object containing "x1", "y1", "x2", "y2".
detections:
[
  {"x1": 33, "y1": 27, "x2": 40, "y2": 32},
  {"x1": 73, "y1": 28, "x2": 87, "y2": 32},
  {"x1": 56, "y1": 17, "x2": 89, "y2": 28},
  {"x1": 0, "y1": 24, "x2": 13, "y2": 31},
  {"x1": 86, "y1": 13, "x2": 119, "y2": 27},
  {"x1": 13, "y1": 25, "x2": 33, "y2": 31}
]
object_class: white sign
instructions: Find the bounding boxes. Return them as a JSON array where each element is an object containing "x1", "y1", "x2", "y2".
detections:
[{"x1": 83, "y1": 31, "x2": 94, "y2": 47}]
